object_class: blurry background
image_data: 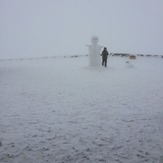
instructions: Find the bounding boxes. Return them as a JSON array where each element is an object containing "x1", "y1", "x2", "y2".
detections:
[{"x1": 0, "y1": 0, "x2": 163, "y2": 59}]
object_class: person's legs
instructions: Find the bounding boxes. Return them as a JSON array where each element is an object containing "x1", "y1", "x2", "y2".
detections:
[
  {"x1": 102, "y1": 59, "x2": 104, "y2": 66},
  {"x1": 105, "y1": 59, "x2": 107, "y2": 67}
]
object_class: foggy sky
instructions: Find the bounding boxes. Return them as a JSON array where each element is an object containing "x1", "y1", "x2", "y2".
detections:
[{"x1": 0, "y1": 0, "x2": 163, "y2": 59}]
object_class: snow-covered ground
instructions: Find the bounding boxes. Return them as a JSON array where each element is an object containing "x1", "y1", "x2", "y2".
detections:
[{"x1": 0, "y1": 56, "x2": 163, "y2": 163}]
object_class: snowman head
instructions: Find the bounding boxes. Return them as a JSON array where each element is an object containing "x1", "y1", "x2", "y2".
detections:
[{"x1": 91, "y1": 35, "x2": 99, "y2": 45}]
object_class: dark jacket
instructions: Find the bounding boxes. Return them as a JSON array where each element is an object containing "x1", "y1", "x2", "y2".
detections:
[{"x1": 102, "y1": 49, "x2": 109, "y2": 59}]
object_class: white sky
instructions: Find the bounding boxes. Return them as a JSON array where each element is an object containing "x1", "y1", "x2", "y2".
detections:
[{"x1": 0, "y1": 0, "x2": 163, "y2": 59}]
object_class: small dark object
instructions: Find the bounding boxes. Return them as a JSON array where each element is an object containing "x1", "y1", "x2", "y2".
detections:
[
  {"x1": 129, "y1": 55, "x2": 136, "y2": 59},
  {"x1": 101, "y1": 47, "x2": 109, "y2": 67}
]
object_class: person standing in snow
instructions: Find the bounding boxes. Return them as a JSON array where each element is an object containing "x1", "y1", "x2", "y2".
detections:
[{"x1": 101, "y1": 47, "x2": 109, "y2": 67}]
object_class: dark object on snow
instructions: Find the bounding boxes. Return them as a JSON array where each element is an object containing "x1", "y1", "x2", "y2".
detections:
[
  {"x1": 101, "y1": 47, "x2": 109, "y2": 67},
  {"x1": 129, "y1": 55, "x2": 136, "y2": 59},
  {"x1": 0, "y1": 141, "x2": 2, "y2": 147}
]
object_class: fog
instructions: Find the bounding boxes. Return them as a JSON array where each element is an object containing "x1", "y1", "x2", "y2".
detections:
[{"x1": 0, "y1": 0, "x2": 163, "y2": 59}]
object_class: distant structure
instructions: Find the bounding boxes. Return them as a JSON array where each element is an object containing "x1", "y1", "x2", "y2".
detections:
[
  {"x1": 129, "y1": 55, "x2": 136, "y2": 59},
  {"x1": 86, "y1": 35, "x2": 103, "y2": 67}
]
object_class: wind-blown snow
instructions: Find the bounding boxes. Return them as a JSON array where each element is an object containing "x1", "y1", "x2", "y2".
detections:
[{"x1": 0, "y1": 56, "x2": 163, "y2": 163}]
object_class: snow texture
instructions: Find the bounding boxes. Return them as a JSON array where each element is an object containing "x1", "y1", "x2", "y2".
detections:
[{"x1": 0, "y1": 56, "x2": 163, "y2": 163}]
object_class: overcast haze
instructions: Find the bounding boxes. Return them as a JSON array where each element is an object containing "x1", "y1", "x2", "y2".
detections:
[{"x1": 0, "y1": 0, "x2": 163, "y2": 59}]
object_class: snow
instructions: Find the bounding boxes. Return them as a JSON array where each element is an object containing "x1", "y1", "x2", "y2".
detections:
[
  {"x1": 0, "y1": 56, "x2": 163, "y2": 163},
  {"x1": 87, "y1": 44, "x2": 102, "y2": 67},
  {"x1": 87, "y1": 35, "x2": 103, "y2": 67}
]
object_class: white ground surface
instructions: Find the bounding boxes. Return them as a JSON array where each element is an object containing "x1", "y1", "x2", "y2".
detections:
[{"x1": 0, "y1": 56, "x2": 163, "y2": 163}]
